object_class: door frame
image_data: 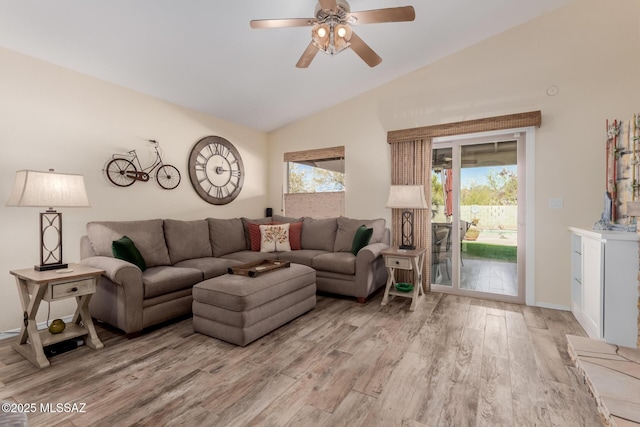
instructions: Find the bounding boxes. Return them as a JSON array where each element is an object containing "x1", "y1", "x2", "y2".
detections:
[{"x1": 431, "y1": 126, "x2": 536, "y2": 305}]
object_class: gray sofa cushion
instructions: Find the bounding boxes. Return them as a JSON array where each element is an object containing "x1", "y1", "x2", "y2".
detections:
[
  {"x1": 221, "y1": 250, "x2": 279, "y2": 264},
  {"x1": 312, "y1": 252, "x2": 356, "y2": 275},
  {"x1": 333, "y1": 217, "x2": 387, "y2": 252},
  {"x1": 277, "y1": 249, "x2": 327, "y2": 267},
  {"x1": 142, "y1": 266, "x2": 203, "y2": 299},
  {"x1": 208, "y1": 218, "x2": 247, "y2": 257},
  {"x1": 173, "y1": 257, "x2": 242, "y2": 280},
  {"x1": 164, "y1": 219, "x2": 212, "y2": 264},
  {"x1": 301, "y1": 217, "x2": 337, "y2": 251},
  {"x1": 86, "y1": 219, "x2": 171, "y2": 267},
  {"x1": 367, "y1": 219, "x2": 387, "y2": 244},
  {"x1": 272, "y1": 214, "x2": 303, "y2": 224}
]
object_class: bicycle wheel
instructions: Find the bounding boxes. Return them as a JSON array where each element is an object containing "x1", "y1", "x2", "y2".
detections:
[
  {"x1": 106, "y1": 158, "x2": 136, "y2": 187},
  {"x1": 156, "y1": 164, "x2": 181, "y2": 190}
]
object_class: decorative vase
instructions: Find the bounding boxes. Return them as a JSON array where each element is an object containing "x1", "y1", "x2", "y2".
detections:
[
  {"x1": 48, "y1": 319, "x2": 66, "y2": 334},
  {"x1": 465, "y1": 226, "x2": 480, "y2": 241}
]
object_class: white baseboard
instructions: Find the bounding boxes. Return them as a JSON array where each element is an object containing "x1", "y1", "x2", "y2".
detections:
[
  {"x1": 0, "y1": 315, "x2": 75, "y2": 341},
  {"x1": 535, "y1": 301, "x2": 571, "y2": 311}
]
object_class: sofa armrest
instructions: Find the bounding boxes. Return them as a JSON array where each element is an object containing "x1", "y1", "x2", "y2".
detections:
[
  {"x1": 354, "y1": 242, "x2": 390, "y2": 300},
  {"x1": 81, "y1": 256, "x2": 142, "y2": 284},
  {"x1": 80, "y1": 256, "x2": 145, "y2": 334},
  {"x1": 357, "y1": 242, "x2": 389, "y2": 261}
]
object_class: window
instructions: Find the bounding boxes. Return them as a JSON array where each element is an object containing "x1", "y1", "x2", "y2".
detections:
[{"x1": 283, "y1": 146, "x2": 345, "y2": 218}]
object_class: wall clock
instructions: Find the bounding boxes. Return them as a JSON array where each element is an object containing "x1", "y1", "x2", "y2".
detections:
[{"x1": 188, "y1": 136, "x2": 244, "y2": 205}]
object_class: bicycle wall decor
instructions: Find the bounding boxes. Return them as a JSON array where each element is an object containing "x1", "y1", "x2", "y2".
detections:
[{"x1": 105, "y1": 140, "x2": 181, "y2": 189}]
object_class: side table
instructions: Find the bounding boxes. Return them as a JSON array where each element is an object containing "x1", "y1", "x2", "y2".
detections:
[
  {"x1": 381, "y1": 247, "x2": 427, "y2": 311},
  {"x1": 10, "y1": 263, "x2": 105, "y2": 368}
]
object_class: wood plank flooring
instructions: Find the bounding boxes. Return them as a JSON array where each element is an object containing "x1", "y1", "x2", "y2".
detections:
[{"x1": 0, "y1": 292, "x2": 604, "y2": 426}]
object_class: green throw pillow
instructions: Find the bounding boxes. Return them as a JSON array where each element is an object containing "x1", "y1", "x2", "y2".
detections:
[
  {"x1": 112, "y1": 235, "x2": 147, "y2": 271},
  {"x1": 351, "y1": 225, "x2": 373, "y2": 255}
]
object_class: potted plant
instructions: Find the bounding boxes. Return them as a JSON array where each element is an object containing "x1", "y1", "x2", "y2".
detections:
[{"x1": 465, "y1": 219, "x2": 481, "y2": 241}]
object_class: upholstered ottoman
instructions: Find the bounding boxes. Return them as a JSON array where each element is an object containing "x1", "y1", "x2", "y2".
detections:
[{"x1": 192, "y1": 263, "x2": 316, "y2": 346}]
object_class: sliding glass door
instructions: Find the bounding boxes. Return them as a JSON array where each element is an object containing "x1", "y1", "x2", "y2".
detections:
[{"x1": 430, "y1": 132, "x2": 525, "y2": 303}]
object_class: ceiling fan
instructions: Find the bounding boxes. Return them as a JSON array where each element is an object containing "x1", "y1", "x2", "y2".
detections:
[
  {"x1": 250, "y1": 0, "x2": 415, "y2": 68},
  {"x1": 433, "y1": 155, "x2": 479, "y2": 169}
]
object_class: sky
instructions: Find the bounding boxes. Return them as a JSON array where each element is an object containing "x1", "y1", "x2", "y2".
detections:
[{"x1": 460, "y1": 165, "x2": 517, "y2": 187}]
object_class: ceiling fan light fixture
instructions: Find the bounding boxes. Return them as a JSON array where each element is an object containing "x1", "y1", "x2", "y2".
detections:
[
  {"x1": 312, "y1": 23, "x2": 331, "y2": 51},
  {"x1": 251, "y1": 1, "x2": 415, "y2": 67},
  {"x1": 333, "y1": 24, "x2": 352, "y2": 51}
]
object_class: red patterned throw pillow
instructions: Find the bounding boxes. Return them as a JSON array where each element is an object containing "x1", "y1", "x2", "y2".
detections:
[
  {"x1": 289, "y1": 221, "x2": 302, "y2": 250},
  {"x1": 248, "y1": 223, "x2": 262, "y2": 251}
]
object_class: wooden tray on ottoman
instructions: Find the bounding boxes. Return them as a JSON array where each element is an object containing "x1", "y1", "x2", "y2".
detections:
[{"x1": 228, "y1": 260, "x2": 291, "y2": 278}]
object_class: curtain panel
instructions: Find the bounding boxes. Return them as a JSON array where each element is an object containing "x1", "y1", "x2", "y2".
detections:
[{"x1": 388, "y1": 139, "x2": 432, "y2": 288}]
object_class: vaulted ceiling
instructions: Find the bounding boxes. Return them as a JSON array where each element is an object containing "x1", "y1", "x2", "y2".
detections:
[{"x1": 0, "y1": 0, "x2": 569, "y2": 132}]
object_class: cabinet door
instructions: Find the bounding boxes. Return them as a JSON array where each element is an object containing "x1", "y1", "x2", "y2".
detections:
[
  {"x1": 570, "y1": 234, "x2": 583, "y2": 311},
  {"x1": 603, "y1": 239, "x2": 639, "y2": 348},
  {"x1": 581, "y1": 237, "x2": 604, "y2": 339}
]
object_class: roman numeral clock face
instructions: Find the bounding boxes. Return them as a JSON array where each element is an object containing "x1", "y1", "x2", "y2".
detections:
[{"x1": 188, "y1": 136, "x2": 245, "y2": 205}]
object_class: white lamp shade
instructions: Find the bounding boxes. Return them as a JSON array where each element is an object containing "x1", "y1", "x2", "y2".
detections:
[
  {"x1": 386, "y1": 185, "x2": 428, "y2": 209},
  {"x1": 6, "y1": 169, "x2": 90, "y2": 208}
]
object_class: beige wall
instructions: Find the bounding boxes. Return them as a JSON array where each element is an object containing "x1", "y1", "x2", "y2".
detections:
[
  {"x1": 267, "y1": 0, "x2": 640, "y2": 308},
  {"x1": 0, "y1": 48, "x2": 268, "y2": 331}
]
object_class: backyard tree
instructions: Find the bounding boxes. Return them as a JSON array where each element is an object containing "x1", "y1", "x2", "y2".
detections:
[
  {"x1": 288, "y1": 163, "x2": 308, "y2": 193},
  {"x1": 487, "y1": 168, "x2": 517, "y2": 205},
  {"x1": 288, "y1": 162, "x2": 344, "y2": 193},
  {"x1": 461, "y1": 182, "x2": 493, "y2": 205},
  {"x1": 312, "y1": 168, "x2": 344, "y2": 192},
  {"x1": 431, "y1": 173, "x2": 444, "y2": 207},
  {"x1": 460, "y1": 167, "x2": 517, "y2": 205}
]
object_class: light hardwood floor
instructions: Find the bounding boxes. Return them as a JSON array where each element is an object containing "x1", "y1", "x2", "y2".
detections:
[{"x1": 0, "y1": 292, "x2": 603, "y2": 426}]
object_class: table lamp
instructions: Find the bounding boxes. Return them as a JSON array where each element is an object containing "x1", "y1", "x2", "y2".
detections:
[
  {"x1": 6, "y1": 169, "x2": 90, "y2": 271},
  {"x1": 386, "y1": 185, "x2": 428, "y2": 250}
]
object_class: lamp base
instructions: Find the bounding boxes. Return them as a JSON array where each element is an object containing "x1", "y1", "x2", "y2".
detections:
[
  {"x1": 398, "y1": 245, "x2": 415, "y2": 250},
  {"x1": 34, "y1": 263, "x2": 68, "y2": 272}
]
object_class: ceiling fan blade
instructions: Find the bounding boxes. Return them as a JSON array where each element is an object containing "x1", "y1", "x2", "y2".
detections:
[
  {"x1": 296, "y1": 42, "x2": 319, "y2": 68},
  {"x1": 318, "y1": 0, "x2": 337, "y2": 11},
  {"x1": 349, "y1": 32, "x2": 382, "y2": 67},
  {"x1": 250, "y1": 18, "x2": 317, "y2": 29},
  {"x1": 347, "y1": 6, "x2": 416, "y2": 25}
]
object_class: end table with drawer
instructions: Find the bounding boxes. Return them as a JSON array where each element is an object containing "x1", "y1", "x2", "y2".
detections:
[
  {"x1": 381, "y1": 247, "x2": 427, "y2": 311},
  {"x1": 10, "y1": 263, "x2": 105, "y2": 368}
]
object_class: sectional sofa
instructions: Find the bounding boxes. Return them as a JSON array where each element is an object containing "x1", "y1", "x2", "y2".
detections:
[{"x1": 80, "y1": 215, "x2": 390, "y2": 335}]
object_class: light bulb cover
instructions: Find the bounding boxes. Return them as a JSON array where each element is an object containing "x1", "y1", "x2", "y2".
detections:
[
  {"x1": 311, "y1": 23, "x2": 331, "y2": 51},
  {"x1": 333, "y1": 24, "x2": 352, "y2": 52}
]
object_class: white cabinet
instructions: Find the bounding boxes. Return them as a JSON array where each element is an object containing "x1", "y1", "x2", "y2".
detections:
[{"x1": 569, "y1": 227, "x2": 638, "y2": 348}]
